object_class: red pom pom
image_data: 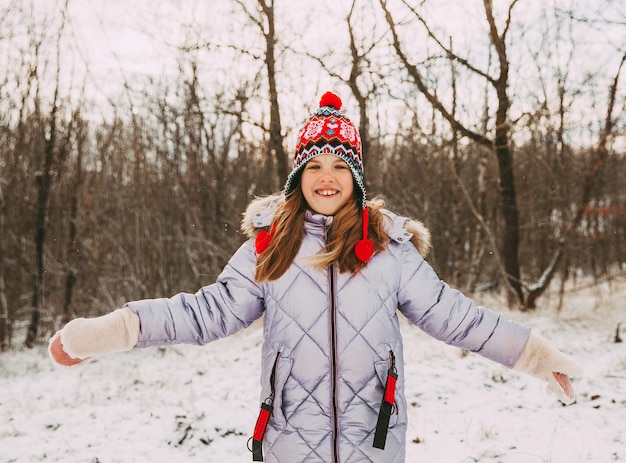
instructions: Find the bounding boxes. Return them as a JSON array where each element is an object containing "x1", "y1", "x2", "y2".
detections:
[
  {"x1": 255, "y1": 221, "x2": 278, "y2": 254},
  {"x1": 255, "y1": 231, "x2": 272, "y2": 254},
  {"x1": 319, "y1": 92, "x2": 342, "y2": 110},
  {"x1": 354, "y1": 239, "x2": 374, "y2": 263}
]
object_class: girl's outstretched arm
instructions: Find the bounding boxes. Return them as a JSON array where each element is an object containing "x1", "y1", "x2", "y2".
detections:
[
  {"x1": 395, "y1": 240, "x2": 581, "y2": 404},
  {"x1": 49, "y1": 240, "x2": 263, "y2": 366}
]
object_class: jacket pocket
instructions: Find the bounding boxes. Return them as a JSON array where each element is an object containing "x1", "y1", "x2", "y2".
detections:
[{"x1": 265, "y1": 345, "x2": 294, "y2": 428}]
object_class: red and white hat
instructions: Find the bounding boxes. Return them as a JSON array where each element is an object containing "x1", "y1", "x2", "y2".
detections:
[{"x1": 283, "y1": 92, "x2": 366, "y2": 209}]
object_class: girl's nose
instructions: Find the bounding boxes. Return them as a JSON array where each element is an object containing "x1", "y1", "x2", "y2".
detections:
[{"x1": 319, "y1": 168, "x2": 334, "y2": 181}]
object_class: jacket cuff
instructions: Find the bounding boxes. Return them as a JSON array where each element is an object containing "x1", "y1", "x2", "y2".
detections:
[{"x1": 477, "y1": 316, "x2": 531, "y2": 368}]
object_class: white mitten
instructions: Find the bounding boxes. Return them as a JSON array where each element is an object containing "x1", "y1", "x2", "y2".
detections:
[
  {"x1": 48, "y1": 307, "x2": 140, "y2": 367},
  {"x1": 513, "y1": 330, "x2": 582, "y2": 405}
]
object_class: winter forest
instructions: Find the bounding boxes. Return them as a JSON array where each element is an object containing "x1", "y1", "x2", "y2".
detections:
[{"x1": 1, "y1": 0, "x2": 625, "y2": 461}]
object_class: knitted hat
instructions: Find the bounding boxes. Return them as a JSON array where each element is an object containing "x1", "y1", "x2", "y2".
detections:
[
  {"x1": 256, "y1": 92, "x2": 374, "y2": 264},
  {"x1": 283, "y1": 91, "x2": 366, "y2": 209}
]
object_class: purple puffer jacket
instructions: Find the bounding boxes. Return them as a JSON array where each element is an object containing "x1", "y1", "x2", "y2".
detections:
[{"x1": 126, "y1": 196, "x2": 530, "y2": 463}]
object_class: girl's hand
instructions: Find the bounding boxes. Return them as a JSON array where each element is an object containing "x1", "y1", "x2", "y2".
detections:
[
  {"x1": 552, "y1": 371, "x2": 575, "y2": 403},
  {"x1": 48, "y1": 333, "x2": 87, "y2": 367},
  {"x1": 513, "y1": 331, "x2": 583, "y2": 405}
]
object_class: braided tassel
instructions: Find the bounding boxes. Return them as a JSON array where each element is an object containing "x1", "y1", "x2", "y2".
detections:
[{"x1": 354, "y1": 207, "x2": 374, "y2": 263}]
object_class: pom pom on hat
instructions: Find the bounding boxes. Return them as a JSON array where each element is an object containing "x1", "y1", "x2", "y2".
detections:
[{"x1": 319, "y1": 91, "x2": 342, "y2": 110}]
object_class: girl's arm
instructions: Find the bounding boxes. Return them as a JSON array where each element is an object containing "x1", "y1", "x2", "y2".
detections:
[
  {"x1": 50, "y1": 240, "x2": 264, "y2": 366},
  {"x1": 396, "y1": 244, "x2": 581, "y2": 403}
]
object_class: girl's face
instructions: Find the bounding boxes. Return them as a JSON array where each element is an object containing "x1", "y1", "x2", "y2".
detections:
[{"x1": 300, "y1": 154, "x2": 355, "y2": 216}]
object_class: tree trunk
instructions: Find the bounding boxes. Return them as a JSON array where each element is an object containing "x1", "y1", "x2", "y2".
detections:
[
  {"x1": 25, "y1": 158, "x2": 54, "y2": 348},
  {"x1": 260, "y1": 0, "x2": 289, "y2": 187},
  {"x1": 345, "y1": 1, "x2": 371, "y2": 175},
  {"x1": 0, "y1": 181, "x2": 9, "y2": 350},
  {"x1": 62, "y1": 132, "x2": 83, "y2": 325},
  {"x1": 494, "y1": 128, "x2": 524, "y2": 305},
  {"x1": 25, "y1": 0, "x2": 68, "y2": 346}
]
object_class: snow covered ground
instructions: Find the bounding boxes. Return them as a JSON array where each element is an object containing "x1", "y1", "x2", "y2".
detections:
[{"x1": 1, "y1": 276, "x2": 624, "y2": 462}]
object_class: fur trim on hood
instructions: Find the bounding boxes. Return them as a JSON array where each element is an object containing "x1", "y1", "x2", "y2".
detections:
[
  {"x1": 401, "y1": 215, "x2": 431, "y2": 257},
  {"x1": 241, "y1": 194, "x2": 431, "y2": 257}
]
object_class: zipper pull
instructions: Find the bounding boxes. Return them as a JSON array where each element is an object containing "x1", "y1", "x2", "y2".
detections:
[
  {"x1": 249, "y1": 352, "x2": 281, "y2": 461},
  {"x1": 249, "y1": 398, "x2": 273, "y2": 461}
]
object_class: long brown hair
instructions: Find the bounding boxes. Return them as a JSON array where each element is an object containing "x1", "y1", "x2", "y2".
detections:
[{"x1": 255, "y1": 186, "x2": 389, "y2": 282}]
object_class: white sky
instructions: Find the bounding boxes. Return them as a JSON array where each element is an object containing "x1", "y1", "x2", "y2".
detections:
[{"x1": 1, "y1": 0, "x2": 623, "y2": 145}]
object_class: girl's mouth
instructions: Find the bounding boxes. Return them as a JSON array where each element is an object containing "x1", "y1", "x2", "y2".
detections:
[{"x1": 316, "y1": 189, "x2": 339, "y2": 197}]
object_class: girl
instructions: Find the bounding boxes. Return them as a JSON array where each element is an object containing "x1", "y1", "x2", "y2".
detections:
[{"x1": 49, "y1": 92, "x2": 581, "y2": 463}]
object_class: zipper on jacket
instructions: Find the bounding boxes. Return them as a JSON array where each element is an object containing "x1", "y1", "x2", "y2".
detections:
[{"x1": 329, "y1": 263, "x2": 340, "y2": 463}]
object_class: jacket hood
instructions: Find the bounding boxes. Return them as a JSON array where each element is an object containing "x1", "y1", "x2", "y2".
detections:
[{"x1": 241, "y1": 194, "x2": 431, "y2": 257}]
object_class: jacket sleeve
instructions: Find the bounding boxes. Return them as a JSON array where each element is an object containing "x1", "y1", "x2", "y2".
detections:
[
  {"x1": 126, "y1": 240, "x2": 264, "y2": 348},
  {"x1": 396, "y1": 243, "x2": 530, "y2": 368}
]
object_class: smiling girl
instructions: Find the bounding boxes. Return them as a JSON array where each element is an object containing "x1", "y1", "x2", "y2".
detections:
[{"x1": 49, "y1": 92, "x2": 581, "y2": 463}]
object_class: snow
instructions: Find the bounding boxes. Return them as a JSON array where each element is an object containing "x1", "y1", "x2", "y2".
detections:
[{"x1": 1, "y1": 277, "x2": 624, "y2": 462}]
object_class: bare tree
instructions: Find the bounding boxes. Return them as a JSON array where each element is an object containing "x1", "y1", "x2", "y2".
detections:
[
  {"x1": 0, "y1": 180, "x2": 8, "y2": 350},
  {"x1": 379, "y1": 0, "x2": 525, "y2": 305},
  {"x1": 378, "y1": 0, "x2": 625, "y2": 309},
  {"x1": 61, "y1": 106, "x2": 87, "y2": 325},
  {"x1": 234, "y1": 0, "x2": 289, "y2": 190},
  {"x1": 25, "y1": 2, "x2": 72, "y2": 347},
  {"x1": 0, "y1": 0, "x2": 15, "y2": 350}
]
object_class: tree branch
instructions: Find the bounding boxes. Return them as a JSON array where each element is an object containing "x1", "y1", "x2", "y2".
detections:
[
  {"x1": 399, "y1": 0, "x2": 496, "y2": 84},
  {"x1": 378, "y1": 0, "x2": 492, "y2": 147}
]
